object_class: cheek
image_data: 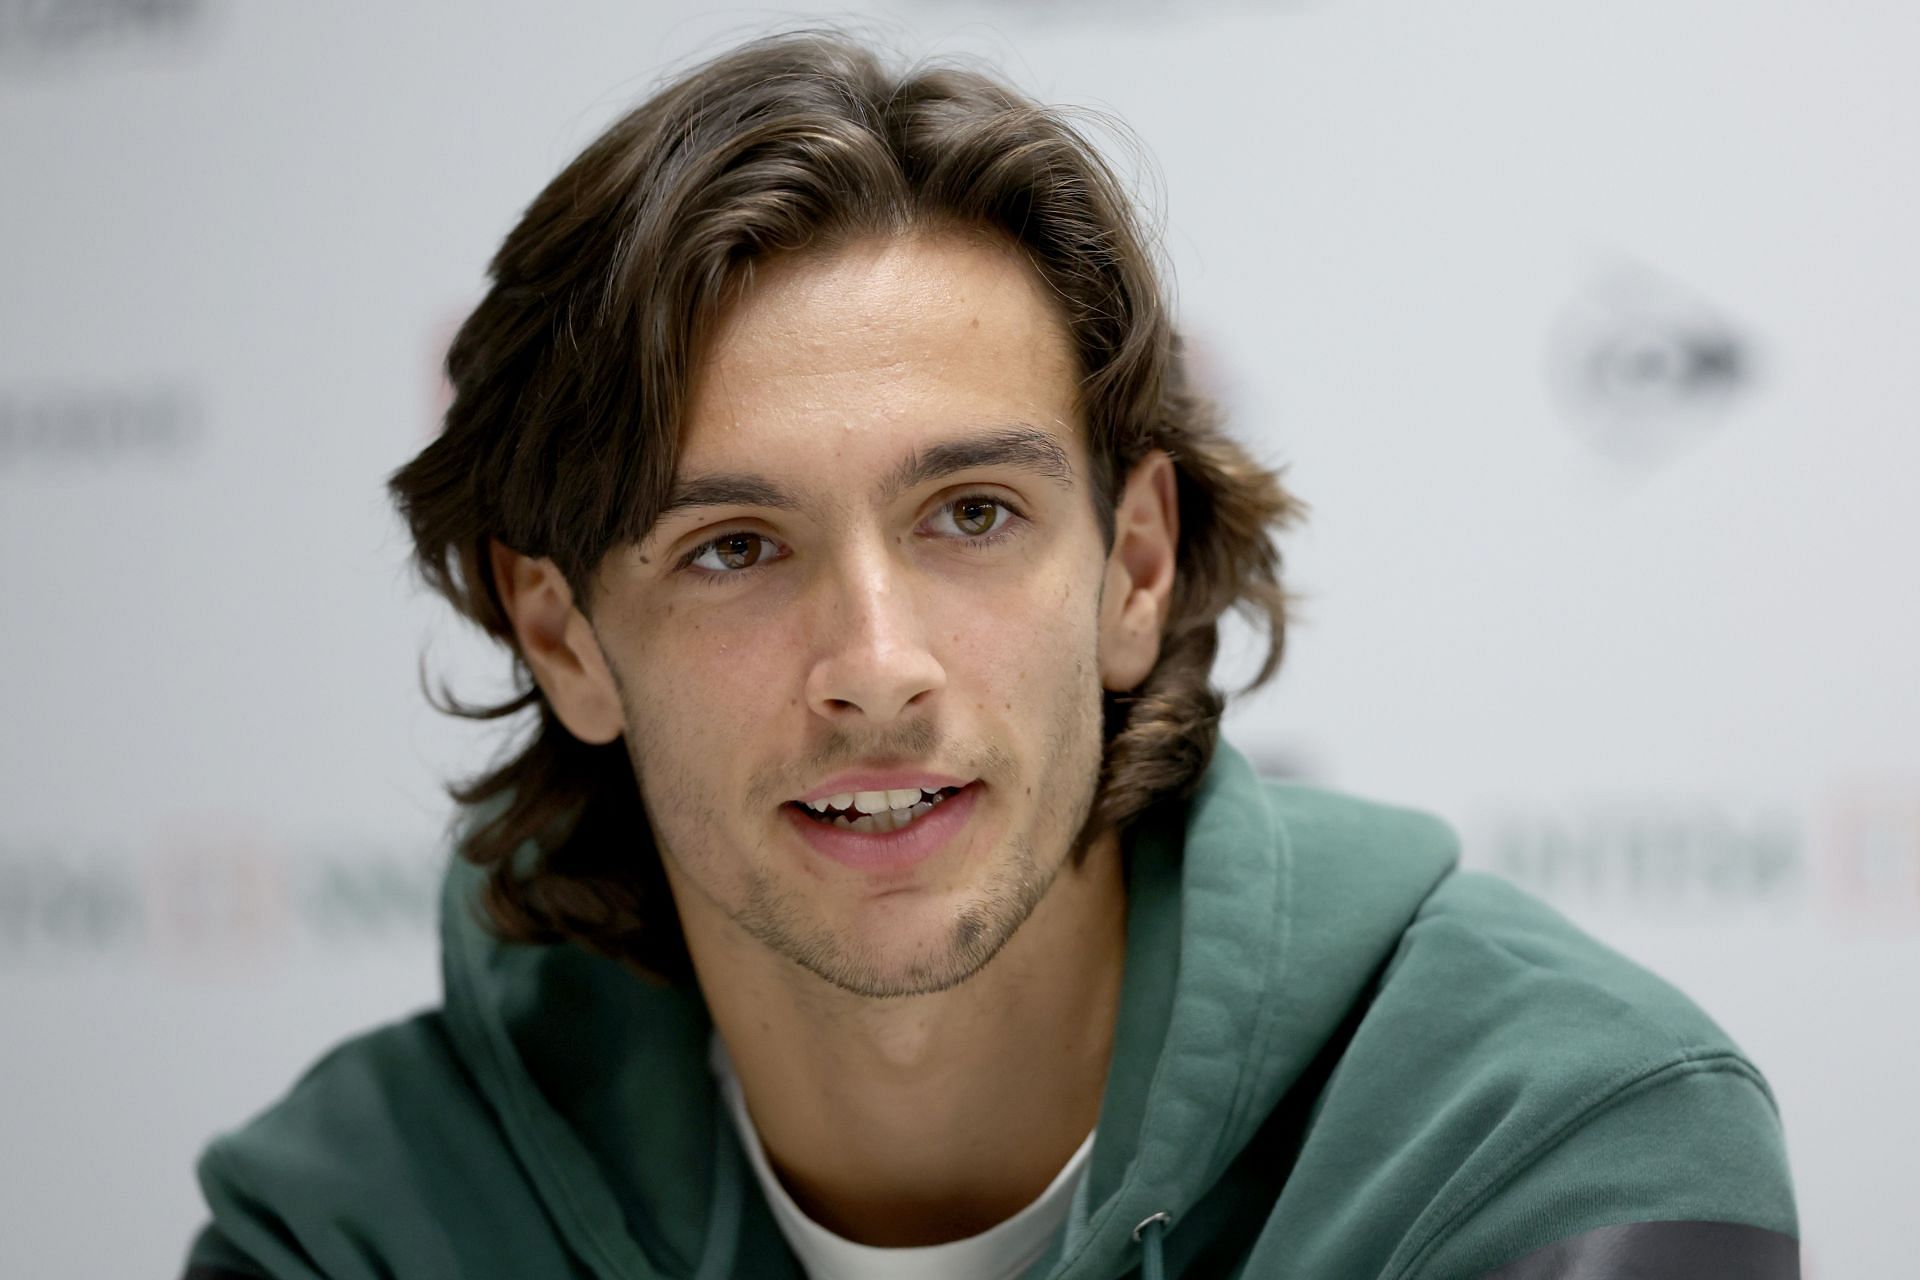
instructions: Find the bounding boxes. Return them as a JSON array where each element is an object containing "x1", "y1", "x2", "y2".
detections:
[
  {"x1": 646, "y1": 604, "x2": 802, "y2": 714},
  {"x1": 620, "y1": 614, "x2": 801, "y2": 809},
  {"x1": 930, "y1": 567, "x2": 1102, "y2": 710}
]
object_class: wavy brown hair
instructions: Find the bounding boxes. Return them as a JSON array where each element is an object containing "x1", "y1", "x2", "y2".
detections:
[{"x1": 390, "y1": 30, "x2": 1304, "y2": 983}]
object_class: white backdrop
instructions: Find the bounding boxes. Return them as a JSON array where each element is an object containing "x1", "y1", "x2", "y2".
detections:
[{"x1": 2, "y1": 2, "x2": 1914, "y2": 1276}]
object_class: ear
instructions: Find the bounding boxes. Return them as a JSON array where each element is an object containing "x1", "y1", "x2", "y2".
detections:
[
  {"x1": 1098, "y1": 450, "x2": 1180, "y2": 692},
  {"x1": 488, "y1": 539, "x2": 627, "y2": 745}
]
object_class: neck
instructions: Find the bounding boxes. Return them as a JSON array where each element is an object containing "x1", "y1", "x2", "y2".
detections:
[{"x1": 682, "y1": 829, "x2": 1128, "y2": 1247}]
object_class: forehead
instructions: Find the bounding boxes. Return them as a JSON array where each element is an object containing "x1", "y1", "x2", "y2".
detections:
[{"x1": 676, "y1": 230, "x2": 1083, "y2": 474}]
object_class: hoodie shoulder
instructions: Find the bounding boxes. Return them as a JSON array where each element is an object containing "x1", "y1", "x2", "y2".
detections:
[
  {"x1": 193, "y1": 1011, "x2": 593, "y2": 1280},
  {"x1": 1258, "y1": 780, "x2": 1462, "y2": 914},
  {"x1": 1403, "y1": 870, "x2": 1754, "y2": 1058},
  {"x1": 1259, "y1": 781, "x2": 1463, "y2": 860},
  {"x1": 1382, "y1": 872, "x2": 1798, "y2": 1274},
  {"x1": 1245, "y1": 860, "x2": 1796, "y2": 1278}
]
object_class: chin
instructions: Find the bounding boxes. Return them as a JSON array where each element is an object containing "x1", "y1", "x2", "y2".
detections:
[
  {"x1": 800, "y1": 940, "x2": 1001, "y2": 1001},
  {"x1": 739, "y1": 877, "x2": 1036, "y2": 999},
  {"x1": 847, "y1": 871, "x2": 1056, "y2": 997}
]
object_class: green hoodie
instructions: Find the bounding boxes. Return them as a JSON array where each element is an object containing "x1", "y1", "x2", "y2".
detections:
[{"x1": 183, "y1": 742, "x2": 1797, "y2": 1278}]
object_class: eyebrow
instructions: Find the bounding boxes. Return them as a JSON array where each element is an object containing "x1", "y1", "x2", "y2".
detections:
[
  {"x1": 653, "y1": 423, "x2": 1076, "y2": 525},
  {"x1": 887, "y1": 424, "x2": 1075, "y2": 498}
]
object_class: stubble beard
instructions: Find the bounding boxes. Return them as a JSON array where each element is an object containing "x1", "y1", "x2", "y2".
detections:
[
  {"x1": 624, "y1": 657, "x2": 1110, "y2": 1001},
  {"x1": 731, "y1": 829, "x2": 1058, "y2": 999},
  {"x1": 729, "y1": 682, "x2": 1106, "y2": 1000}
]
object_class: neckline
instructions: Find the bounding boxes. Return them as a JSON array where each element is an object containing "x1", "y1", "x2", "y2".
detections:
[{"x1": 708, "y1": 1031, "x2": 1097, "y2": 1272}]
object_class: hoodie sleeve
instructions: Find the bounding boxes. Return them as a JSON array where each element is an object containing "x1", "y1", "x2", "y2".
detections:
[
  {"x1": 180, "y1": 1011, "x2": 620, "y2": 1279},
  {"x1": 1404, "y1": 1053, "x2": 1800, "y2": 1278}
]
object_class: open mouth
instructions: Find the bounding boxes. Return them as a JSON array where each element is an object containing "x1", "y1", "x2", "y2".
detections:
[{"x1": 788, "y1": 785, "x2": 967, "y2": 835}]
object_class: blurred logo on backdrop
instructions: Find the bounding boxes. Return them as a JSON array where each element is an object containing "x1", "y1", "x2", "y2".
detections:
[
  {"x1": 1824, "y1": 783, "x2": 1920, "y2": 927},
  {"x1": 0, "y1": 819, "x2": 440, "y2": 973},
  {"x1": 0, "y1": 382, "x2": 202, "y2": 466},
  {"x1": 1549, "y1": 260, "x2": 1756, "y2": 467},
  {"x1": 1470, "y1": 783, "x2": 1920, "y2": 927},
  {"x1": 1477, "y1": 799, "x2": 1800, "y2": 911},
  {"x1": 4, "y1": 785, "x2": 1912, "y2": 970},
  {"x1": 0, "y1": 0, "x2": 206, "y2": 61}
]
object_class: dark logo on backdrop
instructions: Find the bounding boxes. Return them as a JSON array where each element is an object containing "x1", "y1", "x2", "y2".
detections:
[
  {"x1": 0, "y1": 0, "x2": 203, "y2": 60},
  {"x1": 0, "y1": 382, "x2": 202, "y2": 466},
  {"x1": 1549, "y1": 261, "x2": 1755, "y2": 467}
]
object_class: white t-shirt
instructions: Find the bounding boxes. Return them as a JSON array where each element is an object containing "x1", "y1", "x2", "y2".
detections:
[{"x1": 709, "y1": 1034, "x2": 1095, "y2": 1280}]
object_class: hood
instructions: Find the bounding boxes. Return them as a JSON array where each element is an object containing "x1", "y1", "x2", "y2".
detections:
[{"x1": 436, "y1": 739, "x2": 1461, "y2": 1278}]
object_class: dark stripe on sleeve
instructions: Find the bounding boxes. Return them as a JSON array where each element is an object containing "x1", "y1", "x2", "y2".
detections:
[
  {"x1": 1480, "y1": 1220, "x2": 1800, "y2": 1279},
  {"x1": 180, "y1": 1267, "x2": 269, "y2": 1280}
]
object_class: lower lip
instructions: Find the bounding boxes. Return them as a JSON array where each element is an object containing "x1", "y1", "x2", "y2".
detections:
[{"x1": 784, "y1": 783, "x2": 982, "y2": 875}]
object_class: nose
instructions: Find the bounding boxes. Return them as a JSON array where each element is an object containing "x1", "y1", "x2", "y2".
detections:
[{"x1": 803, "y1": 544, "x2": 945, "y2": 724}]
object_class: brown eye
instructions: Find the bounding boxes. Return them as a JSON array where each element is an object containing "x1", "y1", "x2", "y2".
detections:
[
  {"x1": 687, "y1": 532, "x2": 772, "y2": 574},
  {"x1": 951, "y1": 498, "x2": 1000, "y2": 537},
  {"x1": 713, "y1": 533, "x2": 763, "y2": 570}
]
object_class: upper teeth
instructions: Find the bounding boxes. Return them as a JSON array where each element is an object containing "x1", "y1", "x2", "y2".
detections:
[{"x1": 804, "y1": 787, "x2": 942, "y2": 815}]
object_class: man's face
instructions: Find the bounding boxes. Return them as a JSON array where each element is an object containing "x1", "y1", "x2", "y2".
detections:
[{"x1": 585, "y1": 231, "x2": 1119, "y2": 999}]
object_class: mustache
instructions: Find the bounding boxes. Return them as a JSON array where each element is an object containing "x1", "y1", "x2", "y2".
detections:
[{"x1": 745, "y1": 720, "x2": 1016, "y2": 807}]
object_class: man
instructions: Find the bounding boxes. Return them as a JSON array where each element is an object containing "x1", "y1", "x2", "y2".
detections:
[{"x1": 182, "y1": 31, "x2": 1798, "y2": 1280}]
